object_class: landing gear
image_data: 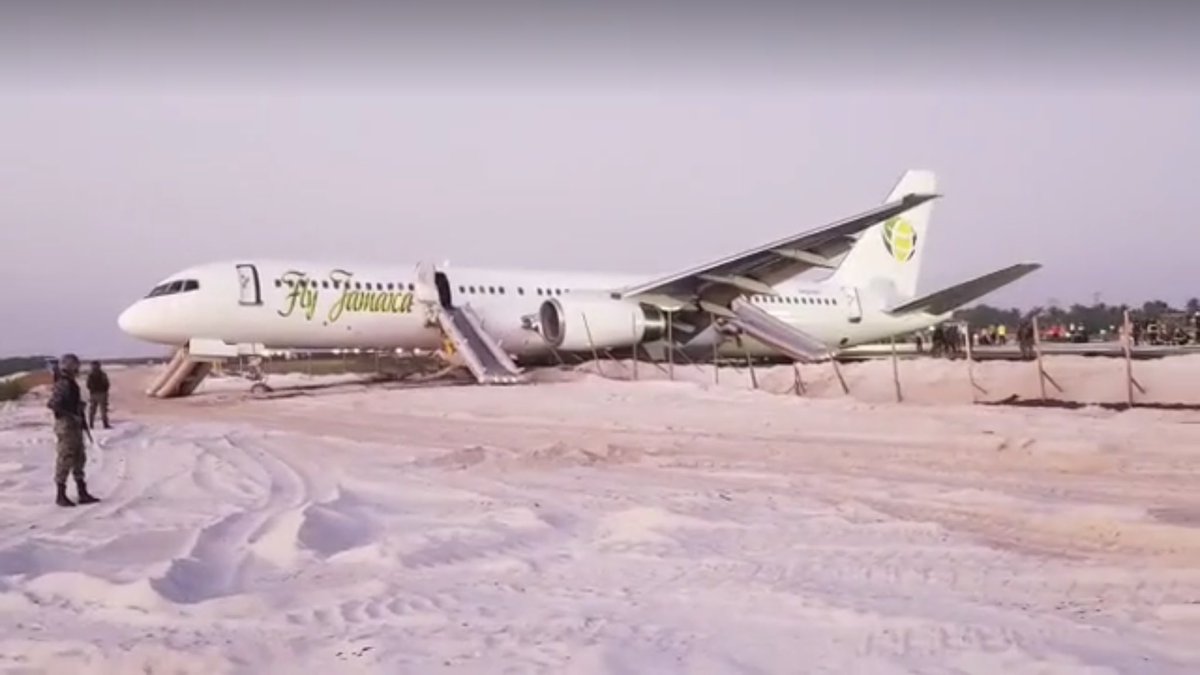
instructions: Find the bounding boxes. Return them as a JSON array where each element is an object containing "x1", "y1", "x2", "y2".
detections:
[{"x1": 244, "y1": 356, "x2": 274, "y2": 397}]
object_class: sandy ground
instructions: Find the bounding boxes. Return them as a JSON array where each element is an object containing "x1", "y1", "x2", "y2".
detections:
[{"x1": 2, "y1": 357, "x2": 1200, "y2": 674}]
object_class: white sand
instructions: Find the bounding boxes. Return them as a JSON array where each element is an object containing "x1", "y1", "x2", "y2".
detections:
[
  {"x1": 2, "y1": 358, "x2": 1200, "y2": 673},
  {"x1": 570, "y1": 353, "x2": 1200, "y2": 406}
]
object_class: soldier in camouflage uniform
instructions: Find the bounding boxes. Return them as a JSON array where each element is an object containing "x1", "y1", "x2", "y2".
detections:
[
  {"x1": 86, "y1": 360, "x2": 112, "y2": 429},
  {"x1": 45, "y1": 353, "x2": 100, "y2": 507}
]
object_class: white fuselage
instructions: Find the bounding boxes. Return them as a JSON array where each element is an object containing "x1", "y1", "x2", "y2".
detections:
[{"x1": 117, "y1": 259, "x2": 946, "y2": 360}]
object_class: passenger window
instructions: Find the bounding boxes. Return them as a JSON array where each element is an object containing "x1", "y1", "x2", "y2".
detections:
[
  {"x1": 517, "y1": 287, "x2": 524, "y2": 295},
  {"x1": 499, "y1": 287, "x2": 505, "y2": 295},
  {"x1": 274, "y1": 279, "x2": 282, "y2": 288},
  {"x1": 488, "y1": 286, "x2": 495, "y2": 294}
]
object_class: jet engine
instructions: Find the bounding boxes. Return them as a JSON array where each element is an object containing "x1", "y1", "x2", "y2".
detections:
[{"x1": 539, "y1": 297, "x2": 668, "y2": 351}]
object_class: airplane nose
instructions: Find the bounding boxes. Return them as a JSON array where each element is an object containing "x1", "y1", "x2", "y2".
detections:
[{"x1": 117, "y1": 302, "x2": 146, "y2": 337}]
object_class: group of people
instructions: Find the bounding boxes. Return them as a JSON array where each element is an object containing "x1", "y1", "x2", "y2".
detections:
[
  {"x1": 915, "y1": 321, "x2": 1038, "y2": 360},
  {"x1": 927, "y1": 323, "x2": 965, "y2": 358},
  {"x1": 974, "y1": 324, "x2": 1008, "y2": 346},
  {"x1": 46, "y1": 354, "x2": 112, "y2": 508}
]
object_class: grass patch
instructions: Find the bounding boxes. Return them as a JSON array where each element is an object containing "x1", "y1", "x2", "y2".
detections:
[
  {"x1": 0, "y1": 371, "x2": 52, "y2": 402},
  {"x1": 0, "y1": 378, "x2": 29, "y2": 401}
]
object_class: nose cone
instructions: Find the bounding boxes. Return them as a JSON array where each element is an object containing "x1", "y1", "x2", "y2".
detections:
[{"x1": 118, "y1": 302, "x2": 151, "y2": 340}]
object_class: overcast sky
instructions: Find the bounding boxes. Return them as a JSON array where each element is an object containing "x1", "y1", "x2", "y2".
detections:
[{"x1": 1, "y1": 1, "x2": 1198, "y2": 358}]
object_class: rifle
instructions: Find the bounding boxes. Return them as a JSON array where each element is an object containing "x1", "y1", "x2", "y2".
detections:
[{"x1": 78, "y1": 402, "x2": 99, "y2": 449}]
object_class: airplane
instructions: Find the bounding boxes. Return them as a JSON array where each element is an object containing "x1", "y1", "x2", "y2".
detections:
[{"x1": 116, "y1": 169, "x2": 1041, "y2": 397}]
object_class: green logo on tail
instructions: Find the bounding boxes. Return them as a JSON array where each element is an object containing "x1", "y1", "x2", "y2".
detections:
[{"x1": 881, "y1": 217, "x2": 917, "y2": 263}]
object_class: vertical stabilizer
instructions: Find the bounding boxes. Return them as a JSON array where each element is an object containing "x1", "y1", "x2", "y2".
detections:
[{"x1": 831, "y1": 169, "x2": 936, "y2": 302}]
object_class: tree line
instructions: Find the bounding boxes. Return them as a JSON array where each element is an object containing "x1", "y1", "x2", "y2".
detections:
[
  {"x1": 0, "y1": 356, "x2": 50, "y2": 380},
  {"x1": 953, "y1": 298, "x2": 1200, "y2": 334}
]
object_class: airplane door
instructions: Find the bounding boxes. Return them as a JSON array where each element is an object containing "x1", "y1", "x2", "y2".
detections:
[
  {"x1": 434, "y1": 272, "x2": 453, "y2": 310},
  {"x1": 413, "y1": 261, "x2": 440, "y2": 307},
  {"x1": 236, "y1": 264, "x2": 262, "y2": 306},
  {"x1": 843, "y1": 286, "x2": 863, "y2": 323}
]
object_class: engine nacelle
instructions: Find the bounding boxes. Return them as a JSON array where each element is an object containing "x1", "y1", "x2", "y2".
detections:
[{"x1": 539, "y1": 297, "x2": 668, "y2": 351}]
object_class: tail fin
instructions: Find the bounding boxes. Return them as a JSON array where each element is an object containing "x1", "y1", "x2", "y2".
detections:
[{"x1": 831, "y1": 169, "x2": 936, "y2": 302}]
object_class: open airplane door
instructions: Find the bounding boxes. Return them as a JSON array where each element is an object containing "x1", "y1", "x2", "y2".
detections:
[{"x1": 413, "y1": 261, "x2": 440, "y2": 307}]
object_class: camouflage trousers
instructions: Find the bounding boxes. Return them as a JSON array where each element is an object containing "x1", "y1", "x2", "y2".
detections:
[
  {"x1": 88, "y1": 391, "x2": 110, "y2": 428},
  {"x1": 54, "y1": 417, "x2": 86, "y2": 485}
]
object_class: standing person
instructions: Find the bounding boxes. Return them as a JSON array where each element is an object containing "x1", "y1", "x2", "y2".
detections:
[
  {"x1": 1018, "y1": 321, "x2": 1034, "y2": 359},
  {"x1": 45, "y1": 353, "x2": 100, "y2": 507},
  {"x1": 86, "y1": 360, "x2": 112, "y2": 429}
]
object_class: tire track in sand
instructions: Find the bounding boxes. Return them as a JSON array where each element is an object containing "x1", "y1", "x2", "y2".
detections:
[{"x1": 149, "y1": 430, "x2": 316, "y2": 604}]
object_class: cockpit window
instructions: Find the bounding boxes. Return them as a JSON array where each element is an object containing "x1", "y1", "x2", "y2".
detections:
[{"x1": 145, "y1": 279, "x2": 201, "y2": 298}]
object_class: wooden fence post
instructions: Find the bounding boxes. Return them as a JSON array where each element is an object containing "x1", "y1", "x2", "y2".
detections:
[
  {"x1": 1122, "y1": 309, "x2": 1146, "y2": 406},
  {"x1": 582, "y1": 312, "x2": 602, "y2": 377},
  {"x1": 963, "y1": 321, "x2": 986, "y2": 403},
  {"x1": 666, "y1": 311, "x2": 675, "y2": 381},
  {"x1": 631, "y1": 314, "x2": 639, "y2": 381},
  {"x1": 1031, "y1": 314, "x2": 1064, "y2": 399},
  {"x1": 890, "y1": 335, "x2": 903, "y2": 402},
  {"x1": 831, "y1": 358, "x2": 850, "y2": 395}
]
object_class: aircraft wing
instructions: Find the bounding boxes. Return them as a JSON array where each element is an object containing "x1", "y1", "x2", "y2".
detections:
[
  {"x1": 613, "y1": 192, "x2": 939, "y2": 308},
  {"x1": 885, "y1": 262, "x2": 1042, "y2": 317}
]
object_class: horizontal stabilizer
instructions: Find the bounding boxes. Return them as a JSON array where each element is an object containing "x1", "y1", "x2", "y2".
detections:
[
  {"x1": 885, "y1": 263, "x2": 1042, "y2": 316},
  {"x1": 728, "y1": 298, "x2": 833, "y2": 362}
]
